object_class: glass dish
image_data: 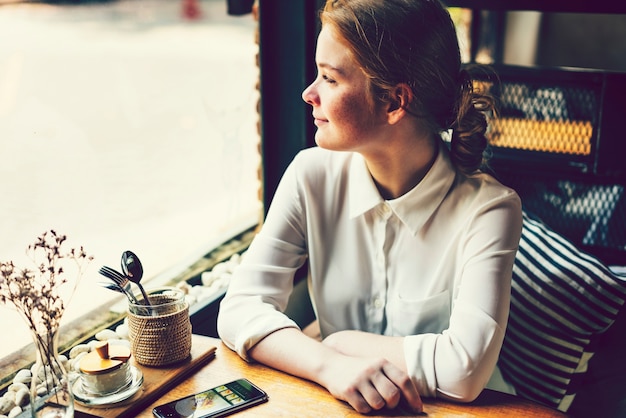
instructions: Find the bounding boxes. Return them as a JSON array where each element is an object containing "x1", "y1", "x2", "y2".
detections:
[{"x1": 72, "y1": 365, "x2": 143, "y2": 406}]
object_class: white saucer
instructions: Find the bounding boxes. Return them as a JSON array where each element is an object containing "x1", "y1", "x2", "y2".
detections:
[{"x1": 72, "y1": 365, "x2": 143, "y2": 406}]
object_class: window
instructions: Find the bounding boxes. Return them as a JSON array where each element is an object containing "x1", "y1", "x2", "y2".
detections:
[{"x1": 0, "y1": 0, "x2": 260, "y2": 379}]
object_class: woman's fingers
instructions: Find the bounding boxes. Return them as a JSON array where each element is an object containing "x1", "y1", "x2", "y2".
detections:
[
  {"x1": 348, "y1": 362, "x2": 423, "y2": 414},
  {"x1": 320, "y1": 354, "x2": 423, "y2": 414},
  {"x1": 344, "y1": 386, "x2": 376, "y2": 414},
  {"x1": 344, "y1": 378, "x2": 394, "y2": 413},
  {"x1": 369, "y1": 369, "x2": 402, "y2": 409},
  {"x1": 382, "y1": 361, "x2": 424, "y2": 413}
]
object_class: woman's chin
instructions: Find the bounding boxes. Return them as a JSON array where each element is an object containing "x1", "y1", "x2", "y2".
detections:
[
  {"x1": 315, "y1": 138, "x2": 336, "y2": 150},
  {"x1": 315, "y1": 133, "x2": 338, "y2": 150}
]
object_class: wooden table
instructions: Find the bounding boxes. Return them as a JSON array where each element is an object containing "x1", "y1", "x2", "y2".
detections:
[{"x1": 76, "y1": 334, "x2": 567, "y2": 418}]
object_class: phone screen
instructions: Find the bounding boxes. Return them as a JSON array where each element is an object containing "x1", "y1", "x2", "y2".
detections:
[{"x1": 152, "y1": 378, "x2": 268, "y2": 418}]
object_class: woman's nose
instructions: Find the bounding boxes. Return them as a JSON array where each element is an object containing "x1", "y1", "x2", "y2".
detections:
[{"x1": 302, "y1": 82, "x2": 318, "y2": 106}]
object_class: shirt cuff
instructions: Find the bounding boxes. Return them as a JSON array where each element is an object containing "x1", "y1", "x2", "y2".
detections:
[{"x1": 403, "y1": 334, "x2": 439, "y2": 397}]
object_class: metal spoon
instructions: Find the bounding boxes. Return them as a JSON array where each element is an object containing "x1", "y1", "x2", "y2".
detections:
[
  {"x1": 121, "y1": 250, "x2": 151, "y2": 306},
  {"x1": 98, "y1": 266, "x2": 140, "y2": 304}
]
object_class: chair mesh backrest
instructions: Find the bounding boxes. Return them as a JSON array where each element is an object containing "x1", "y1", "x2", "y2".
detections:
[
  {"x1": 497, "y1": 173, "x2": 625, "y2": 259},
  {"x1": 490, "y1": 81, "x2": 597, "y2": 155},
  {"x1": 472, "y1": 65, "x2": 626, "y2": 264}
]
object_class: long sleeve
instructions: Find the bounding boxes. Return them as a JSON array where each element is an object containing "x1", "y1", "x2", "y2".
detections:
[
  {"x1": 217, "y1": 153, "x2": 308, "y2": 359},
  {"x1": 403, "y1": 193, "x2": 522, "y2": 400}
]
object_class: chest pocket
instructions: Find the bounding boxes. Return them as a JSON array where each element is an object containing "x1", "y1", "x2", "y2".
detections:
[{"x1": 389, "y1": 290, "x2": 451, "y2": 336}]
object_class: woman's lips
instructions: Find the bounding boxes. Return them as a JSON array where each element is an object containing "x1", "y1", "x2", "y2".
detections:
[{"x1": 313, "y1": 116, "x2": 328, "y2": 126}]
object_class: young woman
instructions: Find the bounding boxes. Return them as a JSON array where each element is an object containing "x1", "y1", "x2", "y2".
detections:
[{"x1": 218, "y1": 0, "x2": 522, "y2": 414}]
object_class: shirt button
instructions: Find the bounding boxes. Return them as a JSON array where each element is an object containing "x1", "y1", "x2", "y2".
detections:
[{"x1": 373, "y1": 298, "x2": 384, "y2": 309}]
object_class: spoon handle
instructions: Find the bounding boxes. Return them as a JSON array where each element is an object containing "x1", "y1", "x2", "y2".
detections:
[{"x1": 136, "y1": 282, "x2": 152, "y2": 306}]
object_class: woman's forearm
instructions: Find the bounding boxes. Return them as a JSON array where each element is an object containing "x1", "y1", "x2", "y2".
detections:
[
  {"x1": 248, "y1": 327, "x2": 423, "y2": 414},
  {"x1": 249, "y1": 328, "x2": 408, "y2": 381},
  {"x1": 322, "y1": 330, "x2": 407, "y2": 371},
  {"x1": 248, "y1": 327, "x2": 338, "y2": 385}
]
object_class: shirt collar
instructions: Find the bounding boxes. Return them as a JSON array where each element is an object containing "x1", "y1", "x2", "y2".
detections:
[
  {"x1": 348, "y1": 141, "x2": 457, "y2": 235},
  {"x1": 348, "y1": 153, "x2": 384, "y2": 218}
]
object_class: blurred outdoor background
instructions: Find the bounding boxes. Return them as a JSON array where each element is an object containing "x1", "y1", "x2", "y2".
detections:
[{"x1": 0, "y1": 0, "x2": 260, "y2": 357}]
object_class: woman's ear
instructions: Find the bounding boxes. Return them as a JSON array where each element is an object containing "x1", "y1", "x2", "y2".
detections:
[{"x1": 386, "y1": 83, "x2": 413, "y2": 124}]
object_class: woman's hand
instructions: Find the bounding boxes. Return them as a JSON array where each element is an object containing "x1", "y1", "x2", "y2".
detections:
[
  {"x1": 317, "y1": 349, "x2": 423, "y2": 414},
  {"x1": 248, "y1": 327, "x2": 422, "y2": 414}
]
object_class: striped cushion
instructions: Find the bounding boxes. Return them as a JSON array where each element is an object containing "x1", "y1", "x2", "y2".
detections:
[{"x1": 498, "y1": 212, "x2": 626, "y2": 412}]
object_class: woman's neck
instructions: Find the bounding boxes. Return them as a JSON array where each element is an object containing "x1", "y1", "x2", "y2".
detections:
[{"x1": 365, "y1": 135, "x2": 439, "y2": 200}]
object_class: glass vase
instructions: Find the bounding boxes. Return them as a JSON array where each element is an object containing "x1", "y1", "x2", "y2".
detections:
[{"x1": 28, "y1": 328, "x2": 74, "y2": 418}]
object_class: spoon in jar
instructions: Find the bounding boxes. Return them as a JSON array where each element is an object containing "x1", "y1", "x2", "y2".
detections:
[{"x1": 121, "y1": 250, "x2": 151, "y2": 306}]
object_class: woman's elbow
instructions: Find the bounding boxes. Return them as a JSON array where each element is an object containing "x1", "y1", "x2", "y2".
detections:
[
  {"x1": 216, "y1": 301, "x2": 236, "y2": 348},
  {"x1": 455, "y1": 383, "x2": 485, "y2": 403},
  {"x1": 438, "y1": 376, "x2": 488, "y2": 403}
]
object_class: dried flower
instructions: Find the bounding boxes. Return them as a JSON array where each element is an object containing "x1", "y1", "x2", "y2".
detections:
[
  {"x1": 0, "y1": 230, "x2": 93, "y2": 414},
  {"x1": 0, "y1": 230, "x2": 93, "y2": 334}
]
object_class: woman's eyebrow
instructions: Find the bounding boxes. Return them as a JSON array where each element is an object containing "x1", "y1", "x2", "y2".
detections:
[{"x1": 317, "y1": 62, "x2": 344, "y2": 74}]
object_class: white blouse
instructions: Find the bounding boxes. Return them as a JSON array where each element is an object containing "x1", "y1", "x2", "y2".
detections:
[{"x1": 218, "y1": 142, "x2": 522, "y2": 400}]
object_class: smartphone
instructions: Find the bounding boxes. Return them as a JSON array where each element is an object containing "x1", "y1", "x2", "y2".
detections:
[{"x1": 152, "y1": 378, "x2": 268, "y2": 418}]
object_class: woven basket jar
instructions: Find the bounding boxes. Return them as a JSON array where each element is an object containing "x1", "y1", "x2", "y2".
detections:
[{"x1": 127, "y1": 287, "x2": 192, "y2": 367}]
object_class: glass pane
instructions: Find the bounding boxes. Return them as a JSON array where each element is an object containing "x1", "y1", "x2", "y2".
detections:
[
  {"x1": 448, "y1": 7, "x2": 473, "y2": 63},
  {"x1": 0, "y1": 0, "x2": 260, "y2": 361}
]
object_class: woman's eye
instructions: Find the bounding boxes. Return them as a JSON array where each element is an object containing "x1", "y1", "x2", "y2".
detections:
[{"x1": 322, "y1": 74, "x2": 336, "y2": 84}]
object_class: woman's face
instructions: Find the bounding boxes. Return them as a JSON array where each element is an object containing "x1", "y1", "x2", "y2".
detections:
[{"x1": 302, "y1": 26, "x2": 388, "y2": 153}]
